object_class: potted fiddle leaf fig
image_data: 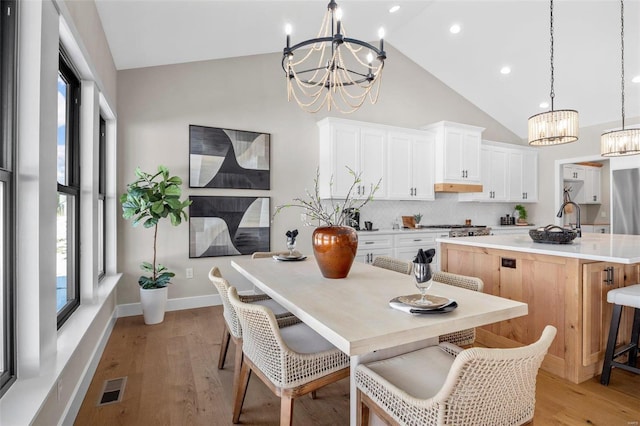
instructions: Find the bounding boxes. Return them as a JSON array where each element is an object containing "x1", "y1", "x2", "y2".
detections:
[{"x1": 120, "y1": 165, "x2": 191, "y2": 324}]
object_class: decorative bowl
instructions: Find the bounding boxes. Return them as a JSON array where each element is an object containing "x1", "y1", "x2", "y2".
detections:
[{"x1": 529, "y1": 225, "x2": 577, "y2": 244}]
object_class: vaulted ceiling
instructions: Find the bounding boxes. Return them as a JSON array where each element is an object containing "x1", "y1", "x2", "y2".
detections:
[{"x1": 95, "y1": 0, "x2": 640, "y2": 138}]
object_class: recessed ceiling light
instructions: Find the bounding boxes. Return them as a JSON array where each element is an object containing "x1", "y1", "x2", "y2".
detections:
[
  {"x1": 500, "y1": 66, "x2": 511, "y2": 75},
  {"x1": 449, "y1": 24, "x2": 461, "y2": 34},
  {"x1": 632, "y1": 75, "x2": 640, "y2": 83},
  {"x1": 389, "y1": 5, "x2": 400, "y2": 13},
  {"x1": 539, "y1": 102, "x2": 549, "y2": 109}
]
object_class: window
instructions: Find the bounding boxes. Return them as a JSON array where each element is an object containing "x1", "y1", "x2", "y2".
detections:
[
  {"x1": 0, "y1": 0, "x2": 17, "y2": 397},
  {"x1": 57, "y1": 50, "x2": 81, "y2": 327},
  {"x1": 98, "y1": 116, "x2": 106, "y2": 279}
]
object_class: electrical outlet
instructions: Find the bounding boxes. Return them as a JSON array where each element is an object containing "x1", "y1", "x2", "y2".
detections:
[
  {"x1": 57, "y1": 380, "x2": 63, "y2": 401},
  {"x1": 601, "y1": 211, "x2": 606, "y2": 217},
  {"x1": 186, "y1": 268, "x2": 193, "y2": 279}
]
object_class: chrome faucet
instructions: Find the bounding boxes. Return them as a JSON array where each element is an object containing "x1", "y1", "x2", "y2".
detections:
[{"x1": 556, "y1": 201, "x2": 581, "y2": 237}]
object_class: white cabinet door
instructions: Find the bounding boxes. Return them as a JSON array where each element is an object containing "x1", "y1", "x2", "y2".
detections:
[
  {"x1": 521, "y1": 150, "x2": 538, "y2": 202},
  {"x1": 318, "y1": 119, "x2": 386, "y2": 199},
  {"x1": 387, "y1": 133, "x2": 413, "y2": 199},
  {"x1": 411, "y1": 134, "x2": 435, "y2": 200},
  {"x1": 387, "y1": 131, "x2": 435, "y2": 200},
  {"x1": 441, "y1": 126, "x2": 482, "y2": 183},
  {"x1": 360, "y1": 126, "x2": 387, "y2": 198},
  {"x1": 356, "y1": 233, "x2": 394, "y2": 264},
  {"x1": 488, "y1": 147, "x2": 508, "y2": 201},
  {"x1": 423, "y1": 121, "x2": 483, "y2": 185},
  {"x1": 507, "y1": 148, "x2": 537, "y2": 202},
  {"x1": 563, "y1": 164, "x2": 585, "y2": 181},
  {"x1": 583, "y1": 167, "x2": 601, "y2": 204},
  {"x1": 460, "y1": 145, "x2": 507, "y2": 202}
]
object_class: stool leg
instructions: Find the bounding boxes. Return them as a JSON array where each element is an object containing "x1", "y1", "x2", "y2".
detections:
[
  {"x1": 628, "y1": 308, "x2": 640, "y2": 367},
  {"x1": 601, "y1": 304, "x2": 623, "y2": 385}
]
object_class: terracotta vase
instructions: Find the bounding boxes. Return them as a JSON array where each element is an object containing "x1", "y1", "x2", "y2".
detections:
[{"x1": 312, "y1": 226, "x2": 358, "y2": 279}]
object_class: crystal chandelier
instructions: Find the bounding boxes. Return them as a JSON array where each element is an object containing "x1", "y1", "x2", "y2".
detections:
[
  {"x1": 282, "y1": 0, "x2": 386, "y2": 114},
  {"x1": 601, "y1": 0, "x2": 640, "y2": 157},
  {"x1": 528, "y1": 0, "x2": 579, "y2": 146}
]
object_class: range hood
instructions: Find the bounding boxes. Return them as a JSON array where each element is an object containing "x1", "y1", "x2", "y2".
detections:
[{"x1": 434, "y1": 183, "x2": 483, "y2": 193}]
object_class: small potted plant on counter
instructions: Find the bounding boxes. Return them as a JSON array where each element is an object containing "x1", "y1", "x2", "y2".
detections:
[
  {"x1": 413, "y1": 213, "x2": 423, "y2": 228},
  {"x1": 514, "y1": 204, "x2": 528, "y2": 225}
]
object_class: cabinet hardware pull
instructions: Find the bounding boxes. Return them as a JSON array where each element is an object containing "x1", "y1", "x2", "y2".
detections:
[
  {"x1": 365, "y1": 241, "x2": 374, "y2": 245},
  {"x1": 413, "y1": 239, "x2": 422, "y2": 242}
]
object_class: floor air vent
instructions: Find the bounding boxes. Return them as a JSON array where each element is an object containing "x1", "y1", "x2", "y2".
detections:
[{"x1": 97, "y1": 376, "x2": 127, "y2": 406}]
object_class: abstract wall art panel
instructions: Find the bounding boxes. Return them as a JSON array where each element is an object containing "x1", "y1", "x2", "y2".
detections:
[
  {"x1": 189, "y1": 196, "x2": 270, "y2": 258},
  {"x1": 189, "y1": 125, "x2": 270, "y2": 189}
]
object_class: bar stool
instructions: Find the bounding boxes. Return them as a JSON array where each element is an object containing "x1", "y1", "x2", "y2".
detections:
[{"x1": 600, "y1": 284, "x2": 640, "y2": 385}]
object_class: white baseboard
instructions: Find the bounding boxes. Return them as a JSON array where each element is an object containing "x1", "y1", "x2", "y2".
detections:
[{"x1": 117, "y1": 290, "x2": 255, "y2": 318}]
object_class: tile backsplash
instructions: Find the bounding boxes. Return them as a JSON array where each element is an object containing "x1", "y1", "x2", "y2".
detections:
[{"x1": 357, "y1": 193, "x2": 520, "y2": 229}]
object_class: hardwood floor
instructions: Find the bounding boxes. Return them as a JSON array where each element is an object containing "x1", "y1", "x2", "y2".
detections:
[{"x1": 75, "y1": 306, "x2": 640, "y2": 425}]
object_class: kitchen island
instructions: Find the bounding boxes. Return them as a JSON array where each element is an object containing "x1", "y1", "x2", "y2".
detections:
[{"x1": 438, "y1": 233, "x2": 640, "y2": 384}]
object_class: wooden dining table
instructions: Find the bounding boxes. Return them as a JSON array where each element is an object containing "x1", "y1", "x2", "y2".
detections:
[{"x1": 231, "y1": 257, "x2": 528, "y2": 425}]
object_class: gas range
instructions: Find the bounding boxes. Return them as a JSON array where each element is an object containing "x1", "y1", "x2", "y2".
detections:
[
  {"x1": 418, "y1": 224, "x2": 491, "y2": 237},
  {"x1": 420, "y1": 224, "x2": 487, "y2": 229}
]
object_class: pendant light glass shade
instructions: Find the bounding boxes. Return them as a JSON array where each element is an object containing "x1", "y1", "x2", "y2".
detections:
[
  {"x1": 601, "y1": 128, "x2": 640, "y2": 156},
  {"x1": 527, "y1": 0, "x2": 579, "y2": 146},
  {"x1": 600, "y1": 0, "x2": 640, "y2": 157},
  {"x1": 528, "y1": 109, "x2": 579, "y2": 146}
]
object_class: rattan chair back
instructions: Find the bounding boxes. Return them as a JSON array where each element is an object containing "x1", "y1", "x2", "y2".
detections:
[
  {"x1": 372, "y1": 256, "x2": 413, "y2": 275},
  {"x1": 433, "y1": 271, "x2": 484, "y2": 346}
]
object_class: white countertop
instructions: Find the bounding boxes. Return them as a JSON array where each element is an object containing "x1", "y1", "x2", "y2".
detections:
[
  {"x1": 357, "y1": 225, "x2": 533, "y2": 236},
  {"x1": 437, "y1": 233, "x2": 640, "y2": 264}
]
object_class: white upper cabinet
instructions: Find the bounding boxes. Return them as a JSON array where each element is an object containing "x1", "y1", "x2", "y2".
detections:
[
  {"x1": 459, "y1": 145, "x2": 507, "y2": 202},
  {"x1": 460, "y1": 140, "x2": 538, "y2": 203},
  {"x1": 422, "y1": 121, "x2": 484, "y2": 185},
  {"x1": 318, "y1": 118, "x2": 435, "y2": 201},
  {"x1": 562, "y1": 164, "x2": 602, "y2": 205},
  {"x1": 508, "y1": 148, "x2": 538, "y2": 202},
  {"x1": 563, "y1": 164, "x2": 585, "y2": 181},
  {"x1": 584, "y1": 167, "x2": 601, "y2": 204},
  {"x1": 318, "y1": 118, "x2": 386, "y2": 199},
  {"x1": 386, "y1": 130, "x2": 435, "y2": 200}
]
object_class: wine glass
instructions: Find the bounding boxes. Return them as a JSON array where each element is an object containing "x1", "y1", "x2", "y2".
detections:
[
  {"x1": 413, "y1": 262, "x2": 433, "y2": 304},
  {"x1": 286, "y1": 236, "x2": 297, "y2": 257}
]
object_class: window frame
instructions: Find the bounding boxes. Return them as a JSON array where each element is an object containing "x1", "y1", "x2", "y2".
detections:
[
  {"x1": 56, "y1": 49, "x2": 81, "y2": 328},
  {"x1": 0, "y1": 0, "x2": 17, "y2": 398},
  {"x1": 98, "y1": 115, "x2": 106, "y2": 280}
]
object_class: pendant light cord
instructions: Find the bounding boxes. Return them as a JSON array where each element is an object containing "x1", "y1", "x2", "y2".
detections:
[
  {"x1": 620, "y1": 0, "x2": 625, "y2": 129},
  {"x1": 549, "y1": 0, "x2": 555, "y2": 110}
]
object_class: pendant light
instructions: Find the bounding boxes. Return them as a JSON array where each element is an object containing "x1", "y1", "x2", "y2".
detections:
[
  {"x1": 601, "y1": 0, "x2": 640, "y2": 157},
  {"x1": 528, "y1": 0, "x2": 579, "y2": 146}
]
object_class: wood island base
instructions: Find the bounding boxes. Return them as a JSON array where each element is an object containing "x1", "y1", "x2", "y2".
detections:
[{"x1": 440, "y1": 242, "x2": 640, "y2": 384}]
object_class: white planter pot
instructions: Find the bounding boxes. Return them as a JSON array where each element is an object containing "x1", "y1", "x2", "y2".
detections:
[{"x1": 140, "y1": 286, "x2": 168, "y2": 325}]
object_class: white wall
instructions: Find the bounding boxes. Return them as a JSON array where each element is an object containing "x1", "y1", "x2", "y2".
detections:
[{"x1": 116, "y1": 45, "x2": 523, "y2": 305}]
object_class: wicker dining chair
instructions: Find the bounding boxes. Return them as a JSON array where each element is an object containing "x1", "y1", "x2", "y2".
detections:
[
  {"x1": 372, "y1": 256, "x2": 413, "y2": 275},
  {"x1": 208, "y1": 268, "x2": 299, "y2": 390},
  {"x1": 227, "y1": 286, "x2": 350, "y2": 426},
  {"x1": 433, "y1": 271, "x2": 484, "y2": 347},
  {"x1": 355, "y1": 325, "x2": 557, "y2": 426}
]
